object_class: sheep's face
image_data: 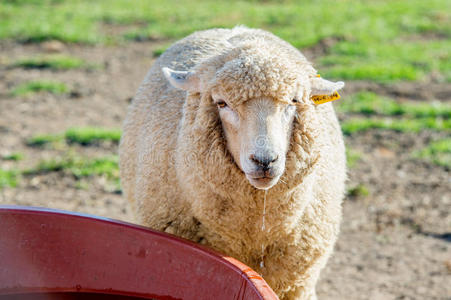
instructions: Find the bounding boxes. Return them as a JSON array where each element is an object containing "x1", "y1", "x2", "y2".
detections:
[
  {"x1": 212, "y1": 92, "x2": 296, "y2": 189},
  {"x1": 162, "y1": 65, "x2": 344, "y2": 190}
]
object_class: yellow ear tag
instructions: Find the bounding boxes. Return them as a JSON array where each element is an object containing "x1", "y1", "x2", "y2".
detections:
[
  {"x1": 311, "y1": 91, "x2": 341, "y2": 105},
  {"x1": 310, "y1": 74, "x2": 341, "y2": 105}
]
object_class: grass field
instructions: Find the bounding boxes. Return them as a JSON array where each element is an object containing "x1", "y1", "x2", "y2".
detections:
[
  {"x1": 415, "y1": 138, "x2": 451, "y2": 167},
  {"x1": 11, "y1": 80, "x2": 69, "y2": 96},
  {"x1": 12, "y1": 55, "x2": 86, "y2": 70},
  {"x1": 1, "y1": 0, "x2": 450, "y2": 82},
  {"x1": 0, "y1": 1, "x2": 450, "y2": 298}
]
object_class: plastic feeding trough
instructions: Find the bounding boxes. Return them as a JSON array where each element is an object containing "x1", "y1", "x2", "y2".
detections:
[{"x1": 0, "y1": 206, "x2": 278, "y2": 300}]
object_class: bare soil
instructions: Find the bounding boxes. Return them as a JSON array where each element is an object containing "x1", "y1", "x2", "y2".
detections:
[{"x1": 0, "y1": 40, "x2": 449, "y2": 300}]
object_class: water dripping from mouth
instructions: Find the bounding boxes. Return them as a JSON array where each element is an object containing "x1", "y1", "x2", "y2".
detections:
[
  {"x1": 260, "y1": 189, "x2": 267, "y2": 269},
  {"x1": 262, "y1": 189, "x2": 267, "y2": 231}
]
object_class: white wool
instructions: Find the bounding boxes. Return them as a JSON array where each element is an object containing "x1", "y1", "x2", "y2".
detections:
[{"x1": 119, "y1": 27, "x2": 346, "y2": 300}]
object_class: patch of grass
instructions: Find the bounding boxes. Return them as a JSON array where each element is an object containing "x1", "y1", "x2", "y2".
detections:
[
  {"x1": 27, "y1": 127, "x2": 121, "y2": 147},
  {"x1": 72, "y1": 156, "x2": 119, "y2": 179},
  {"x1": 0, "y1": 0, "x2": 100, "y2": 43},
  {"x1": 1, "y1": 152, "x2": 24, "y2": 161},
  {"x1": 347, "y1": 184, "x2": 370, "y2": 198},
  {"x1": 27, "y1": 133, "x2": 63, "y2": 146},
  {"x1": 346, "y1": 149, "x2": 361, "y2": 168},
  {"x1": 4, "y1": 0, "x2": 65, "y2": 5},
  {"x1": 65, "y1": 127, "x2": 121, "y2": 145},
  {"x1": 414, "y1": 138, "x2": 451, "y2": 168},
  {"x1": 339, "y1": 92, "x2": 451, "y2": 135},
  {"x1": 152, "y1": 45, "x2": 170, "y2": 57},
  {"x1": 321, "y1": 39, "x2": 450, "y2": 82},
  {"x1": 12, "y1": 55, "x2": 85, "y2": 70},
  {"x1": 0, "y1": 169, "x2": 19, "y2": 189},
  {"x1": 400, "y1": 102, "x2": 451, "y2": 118},
  {"x1": 323, "y1": 61, "x2": 422, "y2": 82},
  {"x1": 338, "y1": 92, "x2": 451, "y2": 118},
  {"x1": 24, "y1": 154, "x2": 120, "y2": 192},
  {"x1": 25, "y1": 155, "x2": 119, "y2": 180},
  {"x1": 26, "y1": 158, "x2": 67, "y2": 173},
  {"x1": 11, "y1": 80, "x2": 68, "y2": 96},
  {"x1": 342, "y1": 117, "x2": 451, "y2": 135},
  {"x1": 74, "y1": 180, "x2": 89, "y2": 190}
]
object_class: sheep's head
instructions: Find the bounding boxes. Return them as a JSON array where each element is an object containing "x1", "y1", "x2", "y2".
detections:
[{"x1": 163, "y1": 45, "x2": 343, "y2": 190}]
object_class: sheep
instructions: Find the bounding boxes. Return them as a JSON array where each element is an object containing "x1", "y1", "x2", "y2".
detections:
[{"x1": 119, "y1": 26, "x2": 346, "y2": 300}]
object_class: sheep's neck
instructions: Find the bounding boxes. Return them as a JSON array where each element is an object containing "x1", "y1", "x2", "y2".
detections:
[{"x1": 260, "y1": 189, "x2": 267, "y2": 269}]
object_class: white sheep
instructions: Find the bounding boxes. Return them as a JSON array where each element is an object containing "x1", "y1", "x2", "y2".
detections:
[{"x1": 119, "y1": 26, "x2": 346, "y2": 300}]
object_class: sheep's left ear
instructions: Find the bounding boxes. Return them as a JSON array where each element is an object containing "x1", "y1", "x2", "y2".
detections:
[
  {"x1": 162, "y1": 67, "x2": 200, "y2": 92},
  {"x1": 310, "y1": 76, "x2": 344, "y2": 96}
]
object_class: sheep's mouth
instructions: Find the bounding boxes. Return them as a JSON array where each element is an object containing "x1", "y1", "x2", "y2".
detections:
[
  {"x1": 246, "y1": 174, "x2": 280, "y2": 190},
  {"x1": 250, "y1": 176, "x2": 274, "y2": 180}
]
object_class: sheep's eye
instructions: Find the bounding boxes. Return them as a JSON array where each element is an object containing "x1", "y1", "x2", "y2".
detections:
[
  {"x1": 292, "y1": 98, "x2": 299, "y2": 104},
  {"x1": 217, "y1": 101, "x2": 227, "y2": 108}
]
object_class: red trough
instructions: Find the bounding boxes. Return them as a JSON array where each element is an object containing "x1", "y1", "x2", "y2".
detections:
[{"x1": 0, "y1": 206, "x2": 278, "y2": 300}]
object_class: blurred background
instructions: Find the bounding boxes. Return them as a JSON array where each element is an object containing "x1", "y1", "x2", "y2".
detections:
[{"x1": 0, "y1": 0, "x2": 449, "y2": 299}]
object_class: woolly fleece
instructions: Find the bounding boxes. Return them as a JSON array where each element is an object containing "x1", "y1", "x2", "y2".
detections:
[{"x1": 119, "y1": 27, "x2": 346, "y2": 300}]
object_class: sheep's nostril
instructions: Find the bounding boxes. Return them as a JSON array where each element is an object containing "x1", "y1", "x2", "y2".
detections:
[{"x1": 249, "y1": 153, "x2": 278, "y2": 169}]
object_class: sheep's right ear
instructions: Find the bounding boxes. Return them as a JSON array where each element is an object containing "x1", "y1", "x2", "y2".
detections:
[{"x1": 162, "y1": 67, "x2": 200, "y2": 92}]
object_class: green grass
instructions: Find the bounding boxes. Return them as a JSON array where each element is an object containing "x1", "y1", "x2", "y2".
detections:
[
  {"x1": 12, "y1": 55, "x2": 85, "y2": 70},
  {"x1": 74, "y1": 179, "x2": 90, "y2": 190},
  {"x1": 9, "y1": 128, "x2": 122, "y2": 191},
  {"x1": 152, "y1": 45, "x2": 170, "y2": 57},
  {"x1": 338, "y1": 92, "x2": 451, "y2": 118},
  {"x1": 340, "y1": 92, "x2": 451, "y2": 135},
  {"x1": 346, "y1": 149, "x2": 361, "y2": 168},
  {"x1": 342, "y1": 117, "x2": 451, "y2": 135},
  {"x1": 27, "y1": 133, "x2": 63, "y2": 146},
  {"x1": 27, "y1": 127, "x2": 121, "y2": 146},
  {"x1": 0, "y1": 1, "x2": 100, "y2": 43},
  {"x1": 1, "y1": 152, "x2": 24, "y2": 161},
  {"x1": 414, "y1": 138, "x2": 451, "y2": 168},
  {"x1": 0, "y1": 0, "x2": 449, "y2": 81},
  {"x1": 0, "y1": 154, "x2": 120, "y2": 191},
  {"x1": 0, "y1": 169, "x2": 19, "y2": 189},
  {"x1": 323, "y1": 62, "x2": 422, "y2": 82},
  {"x1": 347, "y1": 184, "x2": 370, "y2": 198},
  {"x1": 25, "y1": 155, "x2": 119, "y2": 179},
  {"x1": 11, "y1": 80, "x2": 68, "y2": 96},
  {"x1": 65, "y1": 127, "x2": 121, "y2": 145},
  {"x1": 321, "y1": 39, "x2": 450, "y2": 82},
  {"x1": 24, "y1": 154, "x2": 120, "y2": 190}
]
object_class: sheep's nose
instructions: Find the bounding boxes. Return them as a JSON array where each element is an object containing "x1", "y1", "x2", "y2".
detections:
[{"x1": 250, "y1": 153, "x2": 278, "y2": 170}]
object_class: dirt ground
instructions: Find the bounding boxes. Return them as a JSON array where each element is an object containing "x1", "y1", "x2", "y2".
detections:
[{"x1": 0, "y1": 40, "x2": 450, "y2": 300}]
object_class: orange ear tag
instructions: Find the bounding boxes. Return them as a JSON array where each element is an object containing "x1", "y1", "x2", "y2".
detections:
[{"x1": 310, "y1": 74, "x2": 341, "y2": 105}]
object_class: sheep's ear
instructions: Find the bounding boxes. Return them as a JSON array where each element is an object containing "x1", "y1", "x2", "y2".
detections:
[
  {"x1": 162, "y1": 67, "x2": 200, "y2": 92},
  {"x1": 310, "y1": 76, "x2": 344, "y2": 96}
]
